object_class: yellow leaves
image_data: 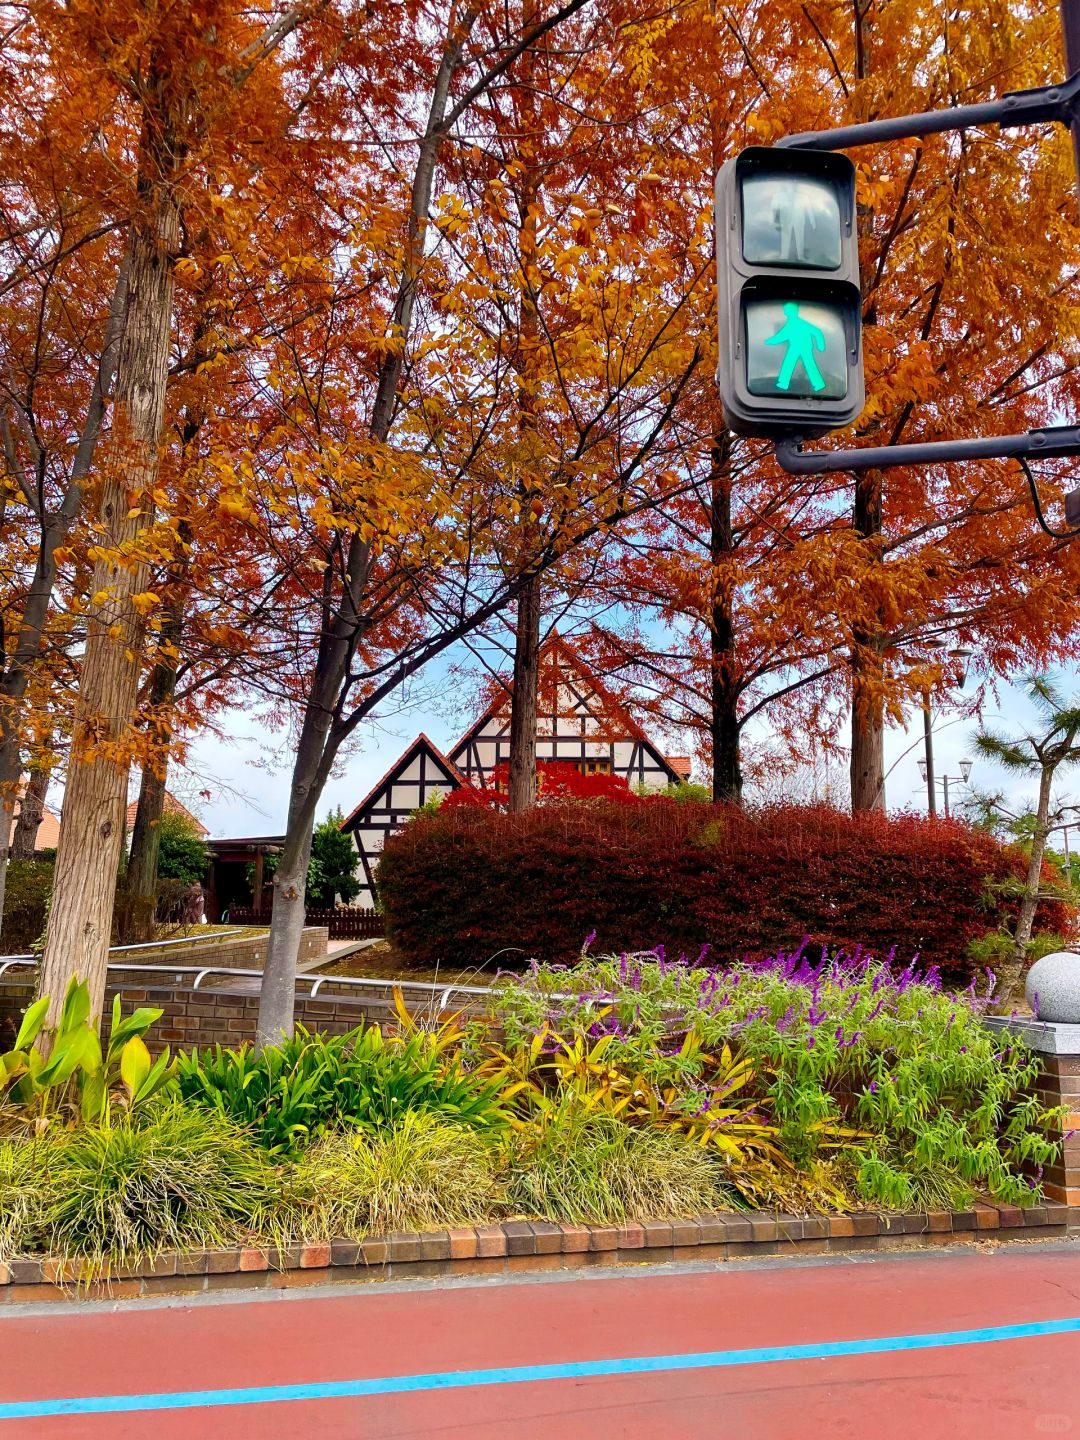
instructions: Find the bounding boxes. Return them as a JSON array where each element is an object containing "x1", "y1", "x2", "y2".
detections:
[
  {"x1": 130, "y1": 592, "x2": 162, "y2": 617},
  {"x1": 434, "y1": 194, "x2": 473, "y2": 237},
  {"x1": 218, "y1": 494, "x2": 255, "y2": 522},
  {"x1": 279, "y1": 253, "x2": 328, "y2": 282}
]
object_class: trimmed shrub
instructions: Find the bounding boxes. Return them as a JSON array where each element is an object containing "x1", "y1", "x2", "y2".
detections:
[{"x1": 378, "y1": 802, "x2": 1072, "y2": 980}]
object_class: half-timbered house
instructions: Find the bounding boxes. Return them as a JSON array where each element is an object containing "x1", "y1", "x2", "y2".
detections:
[{"x1": 341, "y1": 637, "x2": 690, "y2": 905}]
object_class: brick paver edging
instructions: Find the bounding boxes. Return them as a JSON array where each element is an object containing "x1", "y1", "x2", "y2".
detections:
[{"x1": 2, "y1": 1202, "x2": 1077, "y2": 1303}]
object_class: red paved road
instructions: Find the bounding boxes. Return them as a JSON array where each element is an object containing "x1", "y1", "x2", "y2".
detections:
[{"x1": 3, "y1": 1247, "x2": 1080, "y2": 1438}]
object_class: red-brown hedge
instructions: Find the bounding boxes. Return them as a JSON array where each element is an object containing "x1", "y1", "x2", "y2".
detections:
[{"x1": 376, "y1": 801, "x2": 1072, "y2": 979}]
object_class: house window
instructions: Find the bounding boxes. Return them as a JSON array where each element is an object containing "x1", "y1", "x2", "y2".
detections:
[{"x1": 575, "y1": 757, "x2": 613, "y2": 776}]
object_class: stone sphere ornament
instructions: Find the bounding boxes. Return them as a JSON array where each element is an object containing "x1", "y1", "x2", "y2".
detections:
[{"x1": 1024, "y1": 951, "x2": 1080, "y2": 1023}]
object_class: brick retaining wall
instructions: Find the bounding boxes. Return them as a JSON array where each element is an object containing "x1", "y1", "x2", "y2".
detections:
[
  {"x1": 2, "y1": 1202, "x2": 1075, "y2": 1304},
  {"x1": 1038, "y1": 1053, "x2": 1080, "y2": 1206},
  {"x1": 0, "y1": 977, "x2": 395, "y2": 1050},
  {"x1": 108, "y1": 925, "x2": 327, "y2": 972}
]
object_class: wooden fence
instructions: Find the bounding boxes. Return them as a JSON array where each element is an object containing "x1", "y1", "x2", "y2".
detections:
[{"x1": 226, "y1": 906, "x2": 385, "y2": 940}]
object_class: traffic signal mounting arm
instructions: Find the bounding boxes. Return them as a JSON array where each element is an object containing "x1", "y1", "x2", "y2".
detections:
[
  {"x1": 761, "y1": 64, "x2": 1080, "y2": 533},
  {"x1": 775, "y1": 71, "x2": 1080, "y2": 152}
]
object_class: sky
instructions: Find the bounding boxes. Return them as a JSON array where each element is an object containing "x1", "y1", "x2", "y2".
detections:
[{"x1": 174, "y1": 635, "x2": 1064, "y2": 842}]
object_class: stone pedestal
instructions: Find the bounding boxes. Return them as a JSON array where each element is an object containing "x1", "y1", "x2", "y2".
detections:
[{"x1": 985, "y1": 1016, "x2": 1080, "y2": 1207}]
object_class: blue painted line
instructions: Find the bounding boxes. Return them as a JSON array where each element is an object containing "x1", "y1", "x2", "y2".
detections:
[{"x1": 2, "y1": 1314, "x2": 1078, "y2": 1421}]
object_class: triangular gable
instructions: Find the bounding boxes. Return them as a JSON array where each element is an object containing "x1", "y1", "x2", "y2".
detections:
[
  {"x1": 448, "y1": 635, "x2": 684, "y2": 787},
  {"x1": 341, "y1": 733, "x2": 464, "y2": 833}
]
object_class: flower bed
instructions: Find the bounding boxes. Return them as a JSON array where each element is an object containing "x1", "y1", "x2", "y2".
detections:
[{"x1": 0, "y1": 950, "x2": 1066, "y2": 1282}]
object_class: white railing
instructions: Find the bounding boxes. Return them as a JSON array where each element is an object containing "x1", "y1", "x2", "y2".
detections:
[
  {"x1": 0, "y1": 956, "x2": 494, "y2": 1015},
  {"x1": 107, "y1": 930, "x2": 247, "y2": 954}
]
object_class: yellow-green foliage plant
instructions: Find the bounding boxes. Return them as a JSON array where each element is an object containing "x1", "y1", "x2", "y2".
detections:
[{"x1": 0, "y1": 980, "x2": 174, "y2": 1130}]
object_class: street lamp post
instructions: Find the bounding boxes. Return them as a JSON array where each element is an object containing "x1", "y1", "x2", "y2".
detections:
[
  {"x1": 921, "y1": 684, "x2": 936, "y2": 817},
  {"x1": 918, "y1": 758, "x2": 973, "y2": 818},
  {"x1": 913, "y1": 643, "x2": 972, "y2": 817}
]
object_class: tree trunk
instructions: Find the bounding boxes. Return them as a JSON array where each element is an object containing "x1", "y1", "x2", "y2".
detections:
[
  {"x1": 849, "y1": 467, "x2": 886, "y2": 813},
  {"x1": 850, "y1": 671, "x2": 885, "y2": 810},
  {"x1": 0, "y1": 261, "x2": 129, "y2": 925},
  {"x1": 121, "y1": 521, "x2": 193, "y2": 943},
  {"x1": 506, "y1": 20, "x2": 542, "y2": 815},
  {"x1": 11, "y1": 763, "x2": 50, "y2": 862},
  {"x1": 121, "y1": 765, "x2": 167, "y2": 945},
  {"x1": 37, "y1": 159, "x2": 179, "y2": 1030},
  {"x1": 256, "y1": 706, "x2": 328, "y2": 1046},
  {"x1": 708, "y1": 430, "x2": 741, "y2": 803},
  {"x1": 998, "y1": 762, "x2": 1055, "y2": 1009},
  {"x1": 256, "y1": 12, "x2": 483, "y2": 1045},
  {"x1": 507, "y1": 576, "x2": 542, "y2": 811}
]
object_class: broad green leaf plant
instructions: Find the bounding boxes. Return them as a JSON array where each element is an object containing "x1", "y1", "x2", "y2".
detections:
[{"x1": 0, "y1": 980, "x2": 174, "y2": 1129}]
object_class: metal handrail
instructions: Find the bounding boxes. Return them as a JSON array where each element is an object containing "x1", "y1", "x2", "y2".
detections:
[
  {"x1": 0, "y1": 957, "x2": 35, "y2": 982},
  {"x1": 0, "y1": 955, "x2": 495, "y2": 1002},
  {"x1": 107, "y1": 929, "x2": 246, "y2": 954}
]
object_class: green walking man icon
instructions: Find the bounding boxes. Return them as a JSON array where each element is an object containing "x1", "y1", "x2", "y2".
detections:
[{"x1": 765, "y1": 302, "x2": 826, "y2": 392}]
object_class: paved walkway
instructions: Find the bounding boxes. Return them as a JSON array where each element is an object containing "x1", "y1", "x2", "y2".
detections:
[{"x1": 2, "y1": 1246, "x2": 1080, "y2": 1437}]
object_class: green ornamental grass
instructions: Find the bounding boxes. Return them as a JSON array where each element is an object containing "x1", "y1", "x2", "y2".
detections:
[
  {"x1": 43, "y1": 1106, "x2": 275, "y2": 1267},
  {"x1": 505, "y1": 1112, "x2": 731, "y2": 1225},
  {"x1": 289, "y1": 1110, "x2": 502, "y2": 1238},
  {"x1": 0, "y1": 1137, "x2": 50, "y2": 1262}
]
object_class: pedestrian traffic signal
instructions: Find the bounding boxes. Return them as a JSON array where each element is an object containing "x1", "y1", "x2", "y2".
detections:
[{"x1": 715, "y1": 147, "x2": 863, "y2": 438}]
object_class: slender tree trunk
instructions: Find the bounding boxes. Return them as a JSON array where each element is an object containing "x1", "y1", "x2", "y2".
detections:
[
  {"x1": 256, "y1": 4, "x2": 605, "y2": 1041},
  {"x1": 506, "y1": 14, "x2": 542, "y2": 814},
  {"x1": 850, "y1": 663, "x2": 885, "y2": 809},
  {"x1": 846, "y1": 0, "x2": 887, "y2": 814},
  {"x1": 257, "y1": 686, "x2": 332, "y2": 1045},
  {"x1": 708, "y1": 430, "x2": 741, "y2": 803},
  {"x1": 257, "y1": 17, "x2": 477, "y2": 1046},
  {"x1": 849, "y1": 466, "x2": 886, "y2": 813},
  {"x1": 10, "y1": 761, "x2": 50, "y2": 861},
  {"x1": 123, "y1": 764, "x2": 167, "y2": 941},
  {"x1": 998, "y1": 762, "x2": 1056, "y2": 1008},
  {"x1": 711, "y1": 676, "x2": 741, "y2": 803},
  {"x1": 507, "y1": 577, "x2": 542, "y2": 811},
  {"x1": 37, "y1": 148, "x2": 180, "y2": 1029},
  {"x1": 0, "y1": 262, "x2": 129, "y2": 924},
  {"x1": 121, "y1": 526, "x2": 193, "y2": 943}
]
